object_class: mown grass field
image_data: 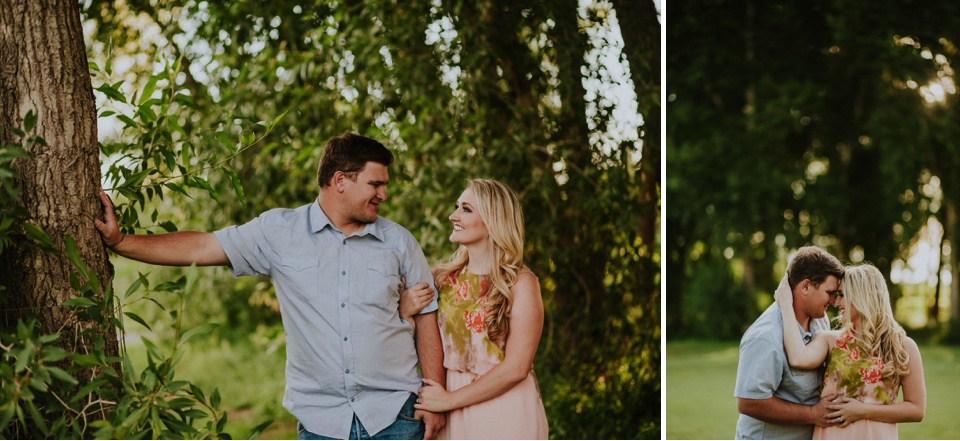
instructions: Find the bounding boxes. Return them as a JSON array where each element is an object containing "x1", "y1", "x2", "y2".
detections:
[{"x1": 666, "y1": 340, "x2": 960, "y2": 440}]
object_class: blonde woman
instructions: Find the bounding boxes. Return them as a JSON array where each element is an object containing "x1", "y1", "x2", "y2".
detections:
[
  {"x1": 400, "y1": 179, "x2": 548, "y2": 439},
  {"x1": 775, "y1": 264, "x2": 926, "y2": 439}
]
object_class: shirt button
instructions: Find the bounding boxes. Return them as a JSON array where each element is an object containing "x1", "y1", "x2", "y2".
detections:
[
  {"x1": 342, "y1": 271, "x2": 346, "y2": 275},
  {"x1": 343, "y1": 239, "x2": 346, "y2": 245},
  {"x1": 341, "y1": 303, "x2": 345, "y2": 308},
  {"x1": 345, "y1": 369, "x2": 350, "y2": 374},
  {"x1": 343, "y1": 336, "x2": 348, "y2": 341}
]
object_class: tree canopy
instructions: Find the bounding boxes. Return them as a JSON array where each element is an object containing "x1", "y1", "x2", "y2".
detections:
[{"x1": 668, "y1": 0, "x2": 960, "y2": 340}]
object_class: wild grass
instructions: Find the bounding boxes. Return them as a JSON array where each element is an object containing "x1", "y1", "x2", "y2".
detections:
[{"x1": 124, "y1": 336, "x2": 297, "y2": 439}]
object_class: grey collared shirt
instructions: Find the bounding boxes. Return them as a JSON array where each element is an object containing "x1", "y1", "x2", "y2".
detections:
[
  {"x1": 734, "y1": 303, "x2": 830, "y2": 440},
  {"x1": 214, "y1": 201, "x2": 438, "y2": 439}
]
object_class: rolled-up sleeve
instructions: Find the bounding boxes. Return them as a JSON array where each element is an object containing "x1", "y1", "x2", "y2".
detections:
[
  {"x1": 400, "y1": 231, "x2": 438, "y2": 314},
  {"x1": 734, "y1": 336, "x2": 782, "y2": 400},
  {"x1": 214, "y1": 218, "x2": 275, "y2": 277}
]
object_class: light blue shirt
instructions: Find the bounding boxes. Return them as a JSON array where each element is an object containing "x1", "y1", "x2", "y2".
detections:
[
  {"x1": 734, "y1": 303, "x2": 831, "y2": 440},
  {"x1": 214, "y1": 200, "x2": 438, "y2": 439}
]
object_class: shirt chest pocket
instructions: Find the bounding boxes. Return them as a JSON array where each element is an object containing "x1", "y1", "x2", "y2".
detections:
[
  {"x1": 280, "y1": 256, "x2": 321, "y2": 300},
  {"x1": 786, "y1": 367, "x2": 821, "y2": 401},
  {"x1": 364, "y1": 257, "x2": 402, "y2": 307}
]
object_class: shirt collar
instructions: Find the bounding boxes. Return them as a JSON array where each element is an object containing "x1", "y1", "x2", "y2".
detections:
[
  {"x1": 797, "y1": 323, "x2": 814, "y2": 345},
  {"x1": 309, "y1": 200, "x2": 385, "y2": 241}
]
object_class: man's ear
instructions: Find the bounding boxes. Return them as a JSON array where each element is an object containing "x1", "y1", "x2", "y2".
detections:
[
  {"x1": 799, "y1": 279, "x2": 810, "y2": 295},
  {"x1": 333, "y1": 171, "x2": 345, "y2": 192}
]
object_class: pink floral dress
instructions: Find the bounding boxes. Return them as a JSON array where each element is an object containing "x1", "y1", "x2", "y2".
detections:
[
  {"x1": 436, "y1": 271, "x2": 548, "y2": 439},
  {"x1": 814, "y1": 330, "x2": 900, "y2": 439}
]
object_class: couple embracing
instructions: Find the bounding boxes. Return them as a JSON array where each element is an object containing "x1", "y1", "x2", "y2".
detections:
[{"x1": 735, "y1": 246, "x2": 926, "y2": 440}]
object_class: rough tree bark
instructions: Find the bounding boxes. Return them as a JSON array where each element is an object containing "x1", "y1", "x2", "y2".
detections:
[{"x1": 0, "y1": 0, "x2": 118, "y2": 377}]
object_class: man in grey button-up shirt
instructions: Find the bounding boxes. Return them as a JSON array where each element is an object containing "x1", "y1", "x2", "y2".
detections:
[
  {"x1": 734, "y1": 246, "x2": 844, "y2": 439},
  {"x1": 95, "y1": 133, "x2": 446, "y2": 439}
]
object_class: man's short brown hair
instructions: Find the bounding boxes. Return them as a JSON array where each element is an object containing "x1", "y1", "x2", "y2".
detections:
[
  {"x1": 317, "y1": 133, "x2": 393, "y2": 188},
  {"x1": 787, "y1": 246, "x2": 845, "y2": 289}
]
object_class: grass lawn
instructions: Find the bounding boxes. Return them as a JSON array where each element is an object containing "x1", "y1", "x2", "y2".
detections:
[{"x1": 666, "y1": 340, "x2": 960, "y2": 440}]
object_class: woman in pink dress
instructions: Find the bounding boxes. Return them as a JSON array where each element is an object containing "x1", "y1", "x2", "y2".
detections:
[
  {"x1": 775, "y1": 264, "x2": 926, "y2": 439},
  {"x1": 400, "y1": 179, "x2": 548, "y2": 439}
]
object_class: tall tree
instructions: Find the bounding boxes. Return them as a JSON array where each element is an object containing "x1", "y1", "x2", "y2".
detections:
[{"x1": 0, "y1": 0, "x2": 118, "y2": 371}]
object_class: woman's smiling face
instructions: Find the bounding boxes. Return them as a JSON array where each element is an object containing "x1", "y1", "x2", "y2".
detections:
[{"x1": 448, "y1": 188, "x2": 488, "y2": 246}]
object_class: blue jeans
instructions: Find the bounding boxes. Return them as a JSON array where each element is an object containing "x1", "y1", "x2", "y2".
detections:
[{"x1": 298, "y1": 393, "x2": 425, "y2": 440}]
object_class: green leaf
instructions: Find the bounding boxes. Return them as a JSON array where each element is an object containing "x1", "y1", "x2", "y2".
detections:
[
  {"x1": 22, "y1": 222, "x2": 57, "y2": 252},
  {"x1": 63, "y1": 235, "x2": 91, "y2": 280},
  {"x1": 14, "y1": 345, "x2": 33, "y2": 373},
  {"x1": 71, "y1": 353, "x2": 101, "y2": 367},
  {"x1": 190, "y1": 384, "x2": 206, "y2": 403},
  {"x1": 163, "y1": 182, "x2": 189, "y2": 197},
  {"x1": 140, "y1": 75, "x2": 160, "y2": 106},
  {"x1": 117, "y1": 114, "x2": 137, "y2": 128},
  {"x1": 123, "y1": 276, "x2": 144, "y2": 299},
  {"x1": 178, "y1": 323, "x2": 218, "y2": 346},
  {"x1": 40, "y1": 347, "x2": 70, "y2": 363},
  {"x1": 62, "y1": 297, "x2": 97, "y2": 308},
  {"x1": 267, "y1": 108, "x2": 290, "y2": 131},
  {"x1": 0, "y1": 399, "x2": 16, "y2": 431},
  {"x1": 47, "y1": 366, "x2": 78, "y2": 385},
  {"x1": 158, "y1": 220, "x2": 178, "y2": 232},
  {"x1": 23, "y1": 110, "x2": 37, "y2": 132},
  {"x1": 96, "y1": 83, "x2": 127, "y2": 103},
  {"x1": 141, "y1": 338, "x2": 165, "y2": 361},
  {"x1": 215, "y1": 130, "x2": 234, "y2": 149},
  {"x1": 124, "y1": 312, "x2": 152, "y2": 331},
  {"x1": 37, "y1": 332, "x2": 60, "y2": 344},
  {"x1": 122, "y1": 169, "x2": 152, "y2": 188},
  {"x1": 183, "y1": 408, "x2": 208, "y2": 420},
  {"x1": 192, "y1": 176, "x2": 218, "y2": 200},
  {"x1": 71, "y1": 378, "x2": 107, "y2": 403},
  {"x1": 26, "y1": 400, "x2": 49, "y2": 435},
  {"x1": 216, "y1": 412, "x2": 227, "y2": 432},
  {"x1": 226, "y1": 169, "x2": 247, "y2": 208},
  {"x1": 247, "y1": 419, "x2": 274, "y2": 440},
  {"x1": 166, "y1": 380, "x2": 189, "y2": 393},
  {"x1": 211, "y1": 387, "x2": 221, "y2": 410}
]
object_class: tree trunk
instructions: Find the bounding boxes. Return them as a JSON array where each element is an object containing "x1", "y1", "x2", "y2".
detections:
[
  {"x1": 612, "y1": 1, "x2": 661, "y2": 295},
  {"x1": 947, "y1": 198, "x2": 960, "y2": 327},
  {"x1": 0, "y1": 0, "x2": 118, "y2": 380},
  {"x1": 931, "y1": 213, "x2": 946, "y2": 324}
]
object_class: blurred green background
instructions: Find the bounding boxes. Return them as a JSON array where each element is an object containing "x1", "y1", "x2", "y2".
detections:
[{"x1": 667, "y1": 0, "x2": 960, "y2": 437}]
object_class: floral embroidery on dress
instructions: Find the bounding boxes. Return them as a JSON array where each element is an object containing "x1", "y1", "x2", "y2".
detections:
[
  {"x1": 438, "y1": 271, "x2": 505, "y2": 375},
  {"x1": 456, "y1": 280, "x2": 471, "y2": 302},
  {"x1": 860, "y1": 362, "x2": 884, "y2": 385},
  {"x1": 822, "y1": 330, "x2": 898, "y2": 405},
  {"x1": 464, "y1": 308, "x2": 486, "y2": 333}
]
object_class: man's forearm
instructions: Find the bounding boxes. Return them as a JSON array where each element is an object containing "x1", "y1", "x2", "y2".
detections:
[
  {"x1": 737, "y1": 397, "x2": 816, "y2": 425},
  {"x1": 112, "y1": 231, "x2": 228, "y2": 266},
  {"x1": 414, "y1": 312, "x2": 445, "y2": 387}
]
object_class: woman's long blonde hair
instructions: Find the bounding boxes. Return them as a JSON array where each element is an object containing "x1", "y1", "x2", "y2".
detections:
[
  {"x1": 841, "y1": 264, "x2": 910, "y2": 383},
  {"x1": 433, "y1": 179, "x2": 525, "y2": 343}
]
